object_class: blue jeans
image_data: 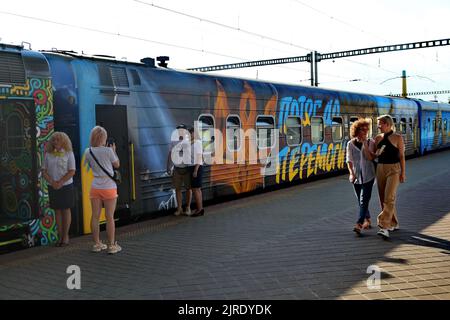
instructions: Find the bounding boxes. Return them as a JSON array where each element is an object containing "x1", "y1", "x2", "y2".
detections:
[{"x1": 353, "y1": 179, "x2": 374, "y2": 225}]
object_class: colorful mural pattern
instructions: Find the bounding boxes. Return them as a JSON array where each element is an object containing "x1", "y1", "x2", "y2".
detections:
[{"x1": 0, "y1": 78, "x2": 56, "y2": 246}]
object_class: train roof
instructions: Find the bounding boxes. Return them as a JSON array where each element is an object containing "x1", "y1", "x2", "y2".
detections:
[
  {"x1": 40, "y1": 49, "x2": 147, "y2": 67},
  {"x1": 0, "y1": 43, "x2": 51, "y2": 81},
  {"x1": 27, "y1": 46, "x2": 450, "y2": 110}
]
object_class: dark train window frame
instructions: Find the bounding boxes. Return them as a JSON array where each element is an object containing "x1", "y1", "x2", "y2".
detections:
[
  {"x1": 392, "y1": 117, "x2": 399, "y2": 132},
  {"x1": 400, "y1": 118, "x2": 407, "y2": 134},
  {"x1": 367, "y1": 118, "x2": 373, "y2": 138},
  {"x1": 348, "y1": 116, "x2": 359, "y2": 138},
  {"x1": 197, "y1": 114, "x2": 215, "y2": 155},
  {"x1": 444, "y1": 119, "x2": 448, "y2": 133},
  {"x1": 432, "y1": 119, "x2": 436, "y2": 131},
  {"x1": 226, "y1": 114, "x2": 242, "y2": 152},
  {"x1": 311, "y1": 116, "x2": 324, "y2": 144},
  {"x1": 285, "y1": 116, "x2": 302, "y2": 147},
  {"x1": 331, "y1": 116, "x2": 343, "y2": 142},
  {"x1": 256, "y1": 115, "x2": 275, "y2": 150}
]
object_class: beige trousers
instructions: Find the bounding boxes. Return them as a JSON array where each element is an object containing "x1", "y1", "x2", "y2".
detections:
[{"x1": 376, "y1": 163, "x2": 401, "y2": 229}]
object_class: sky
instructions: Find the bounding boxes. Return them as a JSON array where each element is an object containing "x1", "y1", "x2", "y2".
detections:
[{"x1": 1, "y1": 0, "x2": 450, "y2": 101}]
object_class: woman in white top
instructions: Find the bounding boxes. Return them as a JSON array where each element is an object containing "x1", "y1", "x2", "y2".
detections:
[
  {"x1": 189, "y1": 127, "x2": 204, "y2": 217},
  {"x1": 346, "y1": 118, "x2": 376, "y2": 235},
  {"x1": 42, "y1": 132, "x2": 76, "y2": 247},
  {"x1": 84, "y1": 126, "x2": 121, "y2": 254}
]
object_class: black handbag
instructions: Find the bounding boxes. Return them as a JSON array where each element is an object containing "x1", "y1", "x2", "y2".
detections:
[{"x1": 89, "y1": 148, "x2": 122, "y2": 185}]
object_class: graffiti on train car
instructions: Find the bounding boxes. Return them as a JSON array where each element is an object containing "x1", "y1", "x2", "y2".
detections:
[
  {"x1": 209, "y1": 80, "x2": 277, "y2": 194},
  {"x1": 276, "y1": 96, "x2": 345, "y2": 183},
  {"x1": 276, "y1": 142, "x2": 346, "y2": 183},
  {"x1": 278, "y1": 96, "x2": 341, "y2": 130},
  {"x1": 0, "y1": 78, "x2": 56, "y2": 246}
]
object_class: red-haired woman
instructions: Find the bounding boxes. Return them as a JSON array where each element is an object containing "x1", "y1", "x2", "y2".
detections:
[{"x1": 346, "y1": 118, "x2": 376, "y2": 235}]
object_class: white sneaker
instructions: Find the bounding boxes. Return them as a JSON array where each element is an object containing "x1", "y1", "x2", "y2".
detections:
[
  {"x1": 388, "y1": 225, "x2": 400, "y2": 232},
  {"x1": 377, "y1": 228, "x2": 390, "y2": 238},
  {"x1": 107, "y1": 242, "x2": 122, "y2": 254},
  {"x1": 92, "y1": 242, "x2": 107, "y2": 252},
  {"x1": 184, "y1": 207, "x2": 192, "y2": 216},
  {"x1": 174, "y1": 208, "x2": 183, "y2": 216}
]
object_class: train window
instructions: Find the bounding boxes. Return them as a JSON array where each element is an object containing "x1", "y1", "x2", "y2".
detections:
[
  {"x1": 427, "y1": 118, "x2": 431, "y2": 131},
  {"x1": 311, "y1": 117, "x2": 324, "y2": 144},
  {"x1": 256, "y1": 116, "x2": 275, "y2": 149},
  {"x1": 349, "y1": 117, "x2": 359, "y2": 128},
  {"x1": 226, "y1": 115, "x2": 241, "y2": 151},
  {"x1": 286, "y1": 116, "x2": 302, "y2": 146},
  {"x1": 198, "y1": 115, "x2": 215, "y2": 154},
  {"x1": 332, "y1": 117, "x2": 343, "y2": 142},
  {"x1": 444, "y1": 119, "x2": 448, "y2": 132},
  {"x1": 432, "y1": 119, "x2": 436, "y2": 131},
  {"x1": 392, "y1": 117, "x2": 399, "y2": 132},
  {"x1": 438, "y1": 119, "x2": 442, "y2": 131},
  {"x1": 367, "y1": 118, "x2": 373, "y2": 137},
  {"x1": 6, "y1": 113, "x2": 25, "y2": 158},
  {"x1": 400, "y1": 118, "x2": 407, "y2": 134}
]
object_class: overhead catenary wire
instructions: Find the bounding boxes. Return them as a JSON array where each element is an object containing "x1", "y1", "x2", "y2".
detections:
[
  {"x1": 289, "y1": 0, "x2": 450, "y2": 71},
  {"x1": 133, "y1": 0, "x2": 402, "y2": 76},
  {"x1": 1, "y1": 3, "x2": 447, "y2": 88},
  {"x1": 0, "y1": 9, "x2": 358, "y2": 81},
  {"x1": 132, "y1": 0, "x2": 314, "y2": 52}
]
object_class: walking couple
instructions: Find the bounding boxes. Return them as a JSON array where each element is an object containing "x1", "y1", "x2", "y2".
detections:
[{"x1": 346, "y1": 115, "x2": 406, "y2": 239}]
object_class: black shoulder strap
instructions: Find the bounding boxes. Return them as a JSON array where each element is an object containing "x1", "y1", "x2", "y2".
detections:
[{"x1": 89, "y1": 148, "x2": 114, "y2": 180}]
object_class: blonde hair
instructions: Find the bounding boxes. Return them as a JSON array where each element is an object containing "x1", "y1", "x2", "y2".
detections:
[
  {"x1": 350, "y1": 118, "x2": 371, "y2": 138},
  {"x1": 377, "y1": 114, "x2": 395, "y2": 132},
  {"x1": 89, "y1": 126, "x2": 107, "y2": 147},
  {"x1": 45, "y1": 131, "x2": 73, "y2": 152}
]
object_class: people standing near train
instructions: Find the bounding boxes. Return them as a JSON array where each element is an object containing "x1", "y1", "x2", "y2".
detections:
[
  {"x1": 167, "y1": 124, "x2": 193, "y2": 216},
  {"x1": 84, "y1": 126, "x2": 121, "y2": 254},
  {"x1": 42, "y1": 132, "x2": 76, "y2": 247},
  {"x1": 189, "y1": 126, "x2": 204, "y2": 217},
  {"x1": 374, "y1": 115, "x2": 406, "y2": 239},
  {"x1": 346, "y1": 119, "x2": 376, "y2": 235}
]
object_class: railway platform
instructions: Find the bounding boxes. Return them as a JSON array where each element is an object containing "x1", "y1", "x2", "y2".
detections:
[{"x1": 0, "y1": 150, "x2": 449, "y2": 300}]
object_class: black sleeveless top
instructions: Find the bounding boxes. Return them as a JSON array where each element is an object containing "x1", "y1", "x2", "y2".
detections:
[{"x1": 377, "y1": 131, "x2": 400, "y2": 164}]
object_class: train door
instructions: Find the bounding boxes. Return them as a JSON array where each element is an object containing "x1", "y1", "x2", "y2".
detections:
[
  {"x1": 0, "y1": 99, "x2": 38, "y2": 225},
  {"x1": 95, "y1": 105, "x2": 131, "y2": 209}
]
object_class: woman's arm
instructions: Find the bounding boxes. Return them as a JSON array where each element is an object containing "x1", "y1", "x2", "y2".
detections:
[
  {"x1": 346, "y1": 141, "x2": 356, "y2": 183},
  {"x1": 110, "y1": 144, "x2": 120, "y2": 168},
  {"x1": 55, "y1": 170, "x2": 76, "y2": 189},
  {"x1": 42, "y1": 169, "x2": 57, "y2": 189},
  {"x1": 397, "y1": 135, "x2": 406, "y2": 183},
  {"x1": 362, "y1": 139, "x2": 376, "y2": 161}
]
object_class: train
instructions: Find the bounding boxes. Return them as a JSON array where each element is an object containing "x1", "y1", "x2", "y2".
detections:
[{"x1": 1, "y1": 43, "x2": 449, "y2": 249}]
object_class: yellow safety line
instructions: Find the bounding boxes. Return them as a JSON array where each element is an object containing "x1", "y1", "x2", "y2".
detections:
[{"x1": 0, "y1": 238, "x2": 23, "y2": 247}]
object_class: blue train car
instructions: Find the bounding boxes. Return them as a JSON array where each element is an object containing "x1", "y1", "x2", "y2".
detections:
[
  {"x1": 0, "y1": 44, "x2": 56, "y2": 248},
  {"x1": 39, "y1": 50, "x2": 429, "y2": 235},
  {"x1": 417, "y1": 100, "x2": 450, "y2": 154},
  {"x1": 2, "y1": 45, "x2": 448, "y2": 246}
]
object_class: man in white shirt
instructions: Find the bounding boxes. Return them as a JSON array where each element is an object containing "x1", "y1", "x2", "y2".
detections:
[{"x1": 167, "y1": 124, "x2": 193, "y2": 216}]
